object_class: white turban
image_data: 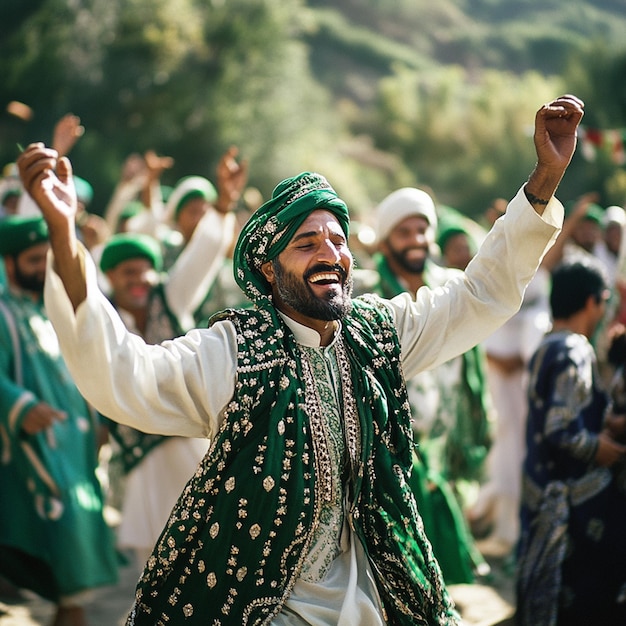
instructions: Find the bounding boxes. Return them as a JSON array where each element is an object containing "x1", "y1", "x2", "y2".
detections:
[
  {"x1": 604, "y1": 205, "x2": 626, "y2": 228},
  {"x1": 375, "y1": 187, "x2": 437, "y2": 243}
]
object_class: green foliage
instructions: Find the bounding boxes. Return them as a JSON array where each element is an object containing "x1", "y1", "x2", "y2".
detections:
[
  {"x1": 1, "y1": 0, "x2": 626, "y2": 216},
  {"x1": 362, "y1": 65, "x2": 562, "y2": 216}
]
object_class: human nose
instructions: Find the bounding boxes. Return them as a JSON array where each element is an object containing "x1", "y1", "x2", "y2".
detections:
[
  {"x1": 317, "y1": 238, "x2": 342, "y2": 263},
  {"x1": 412, "y1": 230, "x2": 429, "y2": 246}
]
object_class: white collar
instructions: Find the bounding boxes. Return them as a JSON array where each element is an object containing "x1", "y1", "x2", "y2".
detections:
[{"x1": 277, "y1": 310, "x2": 340, "y2": 348}]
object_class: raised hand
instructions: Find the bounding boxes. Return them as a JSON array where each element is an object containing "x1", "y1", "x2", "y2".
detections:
[
  {"x1": 525, "y1": 94, "x2": 584, "y2": 213},
  {"x1": 534, "y1": 94, "x2": 585, "y2": 173},
  {"x1": 144, "y1": 149, "x2": 174, "y2": 183},
  {"x1": 17, "y1": 143, "x2": 77, "y2": 230},
  {"x1": 215, "y1": 146, "x2": 249, "y2": 214},
  {"x1": 52, "y1": 113, "x2": 84, "y2": 158},
  {"x1": 17, "y1": 143, "x2": 86, "y2": 310}
]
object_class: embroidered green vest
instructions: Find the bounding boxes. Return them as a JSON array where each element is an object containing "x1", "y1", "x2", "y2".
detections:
[{"x1": 126, "y1": 295, "x2": 458, "y2": 626}]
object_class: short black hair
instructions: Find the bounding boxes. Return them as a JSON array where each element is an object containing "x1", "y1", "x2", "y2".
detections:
[{"x1": 550, "y1": 259, "x2": 608, "y2": 320}]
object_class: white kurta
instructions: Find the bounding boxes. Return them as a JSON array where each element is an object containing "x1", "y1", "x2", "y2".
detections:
[
  {"x1": 44, "y1": 186, "x2": 562, "y2": 623},
  {"x1": 110, "y1": 208, "x2": 234, "y2": 561}
]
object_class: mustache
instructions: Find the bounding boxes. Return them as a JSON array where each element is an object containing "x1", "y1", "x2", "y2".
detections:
[{"x1": 304, "y1": 263, "x2": 348, "y2": 282}]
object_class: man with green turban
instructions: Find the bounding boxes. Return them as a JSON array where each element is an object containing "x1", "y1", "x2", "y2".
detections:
[
  {"x1": 19, "y1": 95, "x2": 583, "y2": 625},
  {"x1": 96, "y1": 231, "x2": 216, "y2": 575},
  {"x1": 0, "y1": 215, "x2": 118, "y2": 626}
]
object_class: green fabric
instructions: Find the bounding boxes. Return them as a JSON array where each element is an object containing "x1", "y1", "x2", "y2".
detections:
[
  {"x1": 367, "y1": 254, "x2": 490, "y2": 583},
  {"x1": 73, "y1": 175, "x2": 93, "y2": 205},
  {"x1": 0, "y1": 215, "x2": 48, "y2": 256},
  {"x1": 584, "y1": 202, "x2": 604, "y2": 225},
  {"x1": 408, "y1": 451, "x2": 485, "y2": 585},
  {"x1": 0, "y1": 258, "x2": 6, "y2": 288},
  {"x1": 233, "y1": 172, "x2": 350, "y2": 303},
  {"x1": 193, "y1": 258, "x2": 251, "y2": 327},
  {"x1": 437, "y1": 224, "x2": 469, "y2": 256},
  {"x1": 373, "y1": 253, "x2": 490, "y2": 481},
  {"x1": 100, "y1": 232, "x2": 163, "y2": 273},
  {"x1": 126, "y1": 298, "x2": 458, "y2": 625},
  {"x1": 445, "y1": 346, "x2": 491, "y2": 481},
  {"x1": 0, "y1": 289, "x2": 118, "y2": 600}
]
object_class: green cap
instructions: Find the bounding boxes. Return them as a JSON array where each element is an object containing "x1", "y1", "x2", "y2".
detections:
[
  {"x1": 1, "y1": 187, "x2": 21, "y2": 206},
  {"x1": 73, "y1": 176, "x2": 94, "y2": 206},
  {"x1": 100, "y1": 233, "x2": 163, "y2": 273},
  {"x1": 437, "y1": 222, "x2": 469, "y2": 253},
  {"x1": 584, "y1": 203, "x2": 604, "y2": 226},
  {"x1": 0, "y1": 215, "x2": 49, "y2": 256}
]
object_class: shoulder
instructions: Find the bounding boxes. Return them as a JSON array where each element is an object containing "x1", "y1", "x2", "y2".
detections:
[{"x1": 535, "y1": 332, "x2": 593, "y2": 370}]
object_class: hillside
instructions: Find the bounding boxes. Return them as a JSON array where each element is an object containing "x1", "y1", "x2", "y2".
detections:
[{"x1": 304, "y1": 0, "x2": 626, "y2": 105}]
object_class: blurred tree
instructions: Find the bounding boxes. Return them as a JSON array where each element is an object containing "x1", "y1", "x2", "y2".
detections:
[
  {"x1": 561, "y1": 41, "x2": 626, "y2": 207},
  {"x1": 0, "y1": 0, "x2": 349, "y2": 213},
  {"x1": 362, "y1": 64, "x2": 562, "y2": 216},
  {"x1": 2, "y1": 0, "x2": 626, "y2": 217}
]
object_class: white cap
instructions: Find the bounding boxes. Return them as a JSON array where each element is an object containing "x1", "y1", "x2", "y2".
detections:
[
  {"x1": 375, "y1": 187, "x2": 437, "y2": 243},
  {"x1": 604, "y1": 205, "x2": 626, "y2": 227},
  {"x1": 164, "y1": 176, "x2": 217, "y2": 225}
]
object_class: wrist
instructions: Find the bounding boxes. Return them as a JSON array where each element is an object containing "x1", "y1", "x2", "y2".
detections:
[
  {"x1": 524, "y1": 164, "x2": 565, "y2": 213},
  {"x1": 214, "y1": 197, "x2": 235, "y2": 214}
]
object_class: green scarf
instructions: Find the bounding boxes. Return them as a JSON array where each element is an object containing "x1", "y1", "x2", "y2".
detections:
[{"x1": 126, "y1": 296, "x2": 458, "y2": 625}]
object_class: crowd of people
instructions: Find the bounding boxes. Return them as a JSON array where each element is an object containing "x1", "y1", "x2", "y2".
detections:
[{"x1": 1, "y1": 95, "x2": 626, "y2": 625}]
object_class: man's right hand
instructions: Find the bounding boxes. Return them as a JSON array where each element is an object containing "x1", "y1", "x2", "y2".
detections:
[{"x1": 17, "y1": 143, "x2": 87, "y2": 311}]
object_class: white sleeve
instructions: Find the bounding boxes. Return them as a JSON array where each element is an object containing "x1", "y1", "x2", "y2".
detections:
[
  {"x1": 44, "y1": 245, "x2": 237, "y2": 439},
  {"x1": 386, "y1": 185, "x2": 563, "y2": 379},
  {"x1": 164, "y1": 208, "x2": 236, "y2": 330}
]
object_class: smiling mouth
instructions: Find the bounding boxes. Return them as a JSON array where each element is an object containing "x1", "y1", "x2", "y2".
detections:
[{"x1": 308, "y1": 272, "x2": 341, "y2": 285}]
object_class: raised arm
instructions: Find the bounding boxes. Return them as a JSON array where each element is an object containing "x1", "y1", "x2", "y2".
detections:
[
  {"x1": 17, "y1": 144, "x2": 86, "y2": 310},
  {"x1": 524, "y1": 94, "x2": 584, "y2": 214},
  {"x1": 392, "y1": 95, "x2": 584, "y2": 376}
]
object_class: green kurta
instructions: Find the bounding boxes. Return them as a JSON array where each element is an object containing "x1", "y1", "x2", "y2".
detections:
[{"x1": 0, "y1": 286, "x2": 118, "y2": 601}]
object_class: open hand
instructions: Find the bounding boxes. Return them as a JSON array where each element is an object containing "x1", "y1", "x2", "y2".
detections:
[
  {"x1": 215, "y1": 146, "x2": 249, "y2": 213},
  {"x1": 17, "y1": 143, "x2": 78, "y2": 231},
  {"x1": 52, "y1": 113, "x2": 84, "y2": 158}
]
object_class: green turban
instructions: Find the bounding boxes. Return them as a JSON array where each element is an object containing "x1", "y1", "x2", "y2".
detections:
[
  {"x1": 233, "y1": 172, "x2": 350, "y2": 303},
  {"x1": 0, "y1": 215, "x2": 49, "y2": 256},
  {"x1": 100, "y1": 233, "x2": 163, "y2": 273}
]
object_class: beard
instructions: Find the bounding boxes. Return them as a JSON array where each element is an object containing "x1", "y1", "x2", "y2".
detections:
[
  {"x1": 386, "y1": 242, "x2": 427, "y2": 274},
  {"x1": 14, "y1": 262, "x2": 45, "y2": 293},
  {"x1": 272, "y1": 258, "x2": 353, "y2": 321}
]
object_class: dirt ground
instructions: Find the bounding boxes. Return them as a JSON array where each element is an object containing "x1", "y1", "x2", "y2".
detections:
[{"x1": 0, "y1": 539, "x2": 516, "y2": 626}]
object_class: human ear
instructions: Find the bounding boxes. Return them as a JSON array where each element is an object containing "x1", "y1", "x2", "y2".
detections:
[{"x1": 260, "y1": 260, "x2": 275, "y2": 284}]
